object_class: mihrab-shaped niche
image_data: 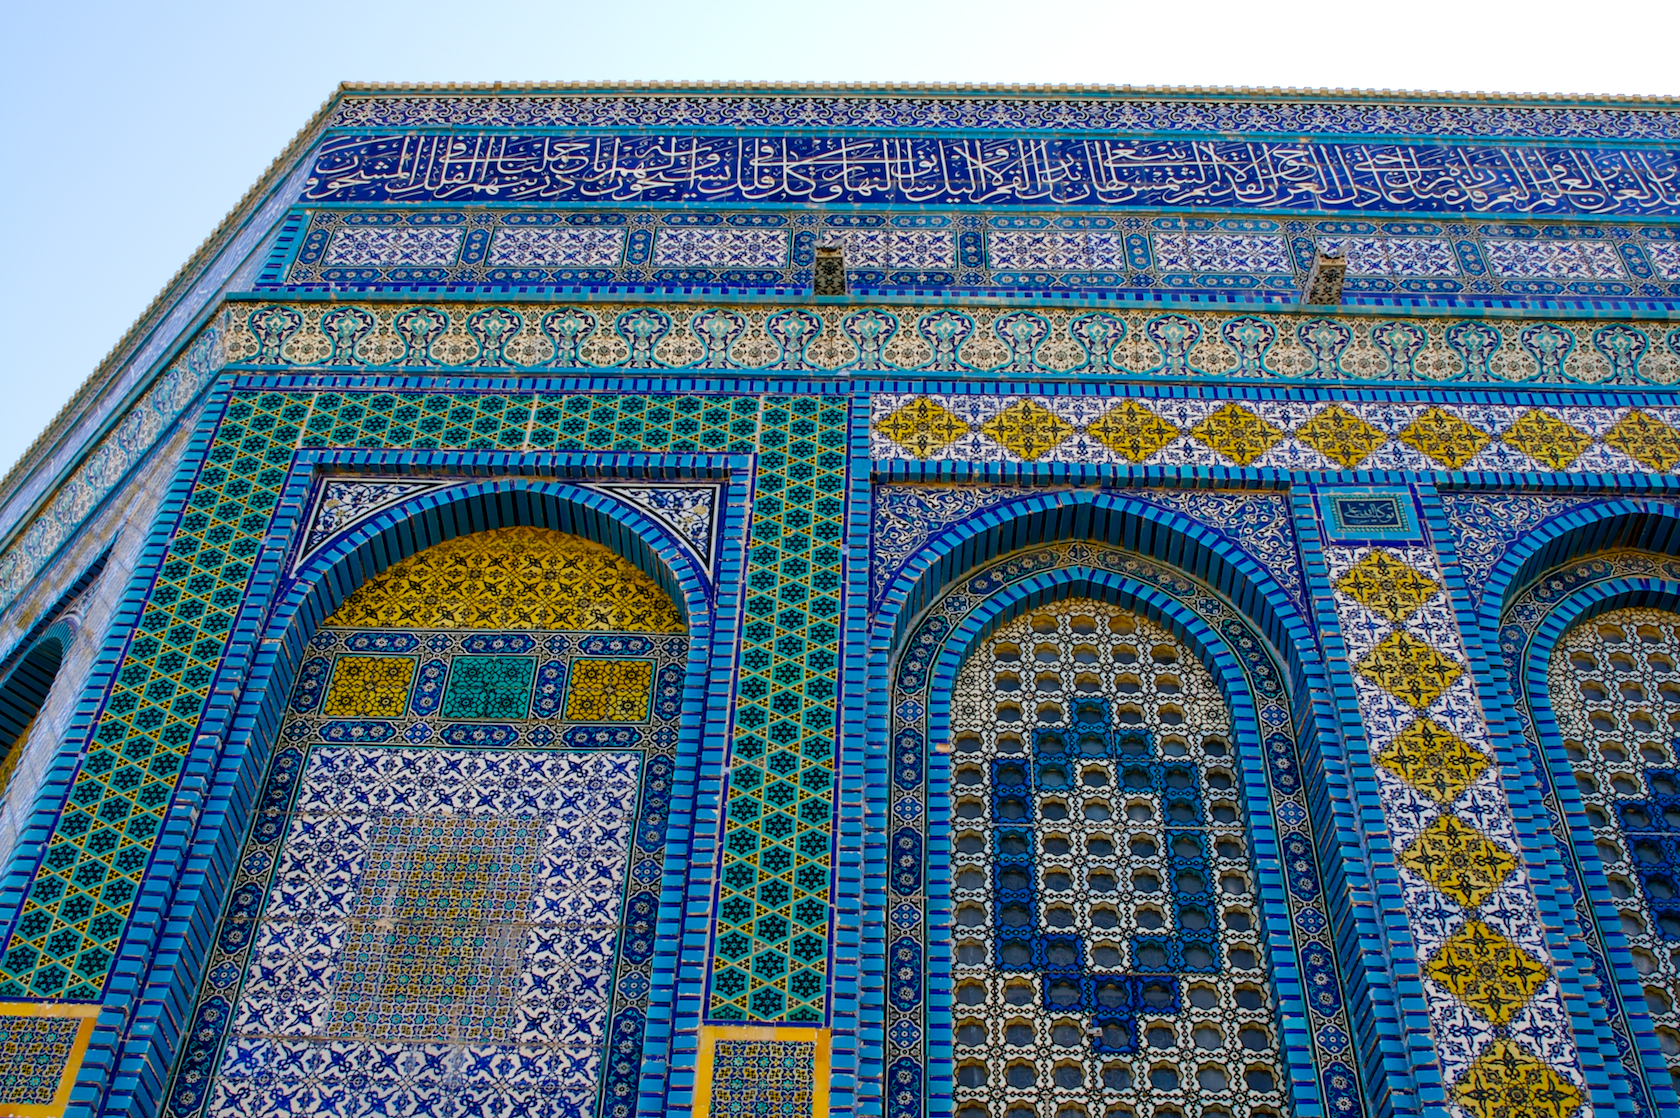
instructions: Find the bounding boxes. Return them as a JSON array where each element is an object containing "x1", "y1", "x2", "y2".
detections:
[
  {"x1": 947, "y1": 603, "x2": 1285, "y2": 1118},
  {"x1": 168, "y1": 527, "x2": 689, "y2": 1118}
]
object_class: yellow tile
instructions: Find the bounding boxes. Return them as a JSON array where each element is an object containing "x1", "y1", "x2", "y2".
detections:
[
  {"x1": 1398, "y1": 406, "x2": 1491, "y2": 469},
  {"x1": 873, "y1": 397, "x2": 970, "y2": 458},
  {"x1": 0, "y1": 1001, "x2": 99, "y2": 1118},
  {"x1": 1084, "y1": 400, "x2": 1179, "y2": 463},
  {"x1": 1334, "y1": 550, "x2": 1441, "y2": 624},
  {"x1": 1190, "y1": 403, "x2": 1283, "y2": 466},
  {"x1": 1604, "y1": 408, "x2": 1680, "y2": 472},
  {"x1": 1375, "y1": 718, "x2": 1490, "y2": 804},
  {"x1": 1355, "y1": 632, "x2": 1463, "y2": 710},
  {"x1": 1499, "y1": 410, "x2": 1592, "y2": 471},
  {"x1": 979, "y1": 400, "x2": 1073, "y2": 461},
  {"x1": 1452, "y1": 1039, "x2": 1583, "y2": 1118},
  {"x1": 327, "y1": 527, "x2": 684, "y2": 632},
  {"x1": 692, "y1": 1024, "x2": 831, "y2": 1118},
  {"x1": 563, "y1": 659, "x2": 654, "y2": 722},
  {"x1": 1294, "y1": 404, "x2": 1387, "y2": 469},
  {"x1": 1426, "y1": 919, "x2": 1550, "y2": 1025},
  {"x1": 322, "y1": 656, "x2": 417, "y2": 718},
  {"x1": 1400, "y1": 814, "x2": 1518, "y2": 909}
]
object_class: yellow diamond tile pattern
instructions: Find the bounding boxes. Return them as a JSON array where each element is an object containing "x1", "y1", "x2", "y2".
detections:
[
  {"x1": 874, "y1": 397, "x2": 971, "y2": 457},
  {"x1": 1398, "y1": 406, "x2": 1491, "y2": 469},
  {"x1": 1293, "y1": 404, "x2": 1386, "y2": 469},
  {"x1": 870, "y1": 396, "x2": 1680, "y2": 486},
  {"x1": 1356, "y1": 631, "x2": 1464, "y2": 709},
  {"x1": 1605, "y1": 408, "x2": 1680, "y2": 472},
  {"x1": 1375, "y1": 718, "x2": 1490, "y2": 804},
  {"x1": 1085, "y1": 400, "x2": 1180, "y2": 462},
  {"x1": 979, "y1": 400, "x2": 1074, "y2": 461},
  {"x1": 1400, "y1": 814, "x2": 1519, "y2": 909},
  {"x1": 1426, "y1": 920, "x2": 1551, "y2": 1025},
  {"x1": 1334, "y1": 549, "x2": 1441, "y2": 624},
  {"x1": 1500, "y1": 409, "x2": 1593, "y2": 471},
  {"x1": 1322, "y1": 543, "x2": 1580, "y2": 1106},
  {"x1": 1453, "y1": 1039, "x2": 1585, "y2": 1118},
  {"x1": 1190, "y1": 403, "x2": 1284, "y2": 466}
]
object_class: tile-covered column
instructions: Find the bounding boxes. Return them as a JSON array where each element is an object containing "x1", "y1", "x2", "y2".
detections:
[{"x1": 1306, "y1": 485, "x2": 1591, "y2": 1118}]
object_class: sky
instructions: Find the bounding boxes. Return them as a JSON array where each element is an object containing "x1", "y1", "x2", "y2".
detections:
[{"x1": 1, "y1": 0, "x2": 1676, "y2": 474}]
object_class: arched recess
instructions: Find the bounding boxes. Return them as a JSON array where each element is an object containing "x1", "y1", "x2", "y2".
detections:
[
  {"x1": 870, "y1": 528, "x2": 1372, "y2": 1118},
  {"x1": 0, "y1": 622, "x2": 74, "y2": 799},
  {"x1": 142, "y1": 478, "x2": 721, "y2": 1118},
  {"x1": 1497, "y1": 551, "x2": 1680, "y2": 1118}
]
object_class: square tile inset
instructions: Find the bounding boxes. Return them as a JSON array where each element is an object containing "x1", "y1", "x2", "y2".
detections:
[
  {"x1": 328, "y1": 815, "x2": 542, "y2": 1040},
  {"x1": 564, "y1": 659, "x2": 654, "y2": 722},
  {"x1": 439, "y1": 655, "x2": 537, "y2": 720},
  {"x1": 322, "y1": 656, "x2": 416, "y2": 718}
]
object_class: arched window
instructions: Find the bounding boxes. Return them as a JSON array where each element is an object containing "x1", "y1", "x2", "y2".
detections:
[
  {"x1": 947, "y1": 601, "x2": 1285, "y2": 1118},
  {"x1": 170, "y1": 527, "x2": 688, "y2": 1118},
  {"x1": 0, "y1": 632, "x2": 69, "y2": 799},
  {"x1": 1545, "y1": 607, "x2": 1680, "y2": 1093}
]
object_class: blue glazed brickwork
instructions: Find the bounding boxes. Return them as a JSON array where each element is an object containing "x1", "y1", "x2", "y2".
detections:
[{"x1": 8, "y1": 83, "x2": 1680, "y2": 1118}]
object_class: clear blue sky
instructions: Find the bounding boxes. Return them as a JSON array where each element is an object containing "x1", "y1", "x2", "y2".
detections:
[{"x1": 2, "y1": 0, "x2": 1676, "y2": 474}]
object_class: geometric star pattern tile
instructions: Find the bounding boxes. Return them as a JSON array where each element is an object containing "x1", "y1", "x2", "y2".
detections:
[
  {"x1": 1399, "y1": 814, "x2": 1519, "y2": 909},
  {"x1": 709, "y1": 397, "x2": 847, "y2": 1023},
  {"x1": 1425, "y1": 920, "x2": 1552, "y2": 1025},
  {"x1": 1356, "y1": 631, "x2": 1465, "y2": 710},
  {"x1": 1375, "y1": 718, "x2": 1491, "y2": 805},
  {"x1": 868, "y1": 392, "x2": 1680, "y2": 477},
  {"x1": 0, "y1": 390, "x2": 751, "y2": 1003}
]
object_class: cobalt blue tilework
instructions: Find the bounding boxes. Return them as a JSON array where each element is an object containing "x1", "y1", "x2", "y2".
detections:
[
  {"x1": 257, "y1": 208, "x2": 1680, "y2": 309},
  {"x1": 879, "y1": 541, "x2": 1362, "y2": 1118},
  {"x1": 11, "y1": 83, "x2": 1680, "y2": 1118}
]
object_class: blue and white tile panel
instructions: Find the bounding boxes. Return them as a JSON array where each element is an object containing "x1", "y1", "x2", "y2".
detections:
[{"x1": 1322, "y1": 546, "x2": 1589, "y2": 1108}]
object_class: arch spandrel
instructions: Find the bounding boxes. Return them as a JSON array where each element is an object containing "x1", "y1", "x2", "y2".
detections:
[{"x1": 166, "y1": 525, "x2": 693, "y2": 1118}]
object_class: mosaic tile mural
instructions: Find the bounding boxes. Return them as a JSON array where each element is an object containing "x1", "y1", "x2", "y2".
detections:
[
  {"x1": 0, "y1": 392, "x2": 750, "y2": 1003},
  {"x1": 166, "y1": 528, "x2": 687, "y2": 1118},
  {"x1": 1323, "y1": 546, "x2": 1588, "y2": 1118},
  {"x1": 886, "y1": 543, "x2": 1363, "y2": 1118},
  {"x1": 262, "y1": 209, "x2": 1680, "y2": 306},
  {"x1": 219, "y1": 302, "x2": 1680, "y2": 385},
  {"x1": 7, "y1": 80, "x2": 1680, "y2": 1118}
]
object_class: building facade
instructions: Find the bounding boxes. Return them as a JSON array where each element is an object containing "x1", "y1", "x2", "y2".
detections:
[{"x1": 0, "y1": 82, "x2": 1676, "y2": 1118}]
